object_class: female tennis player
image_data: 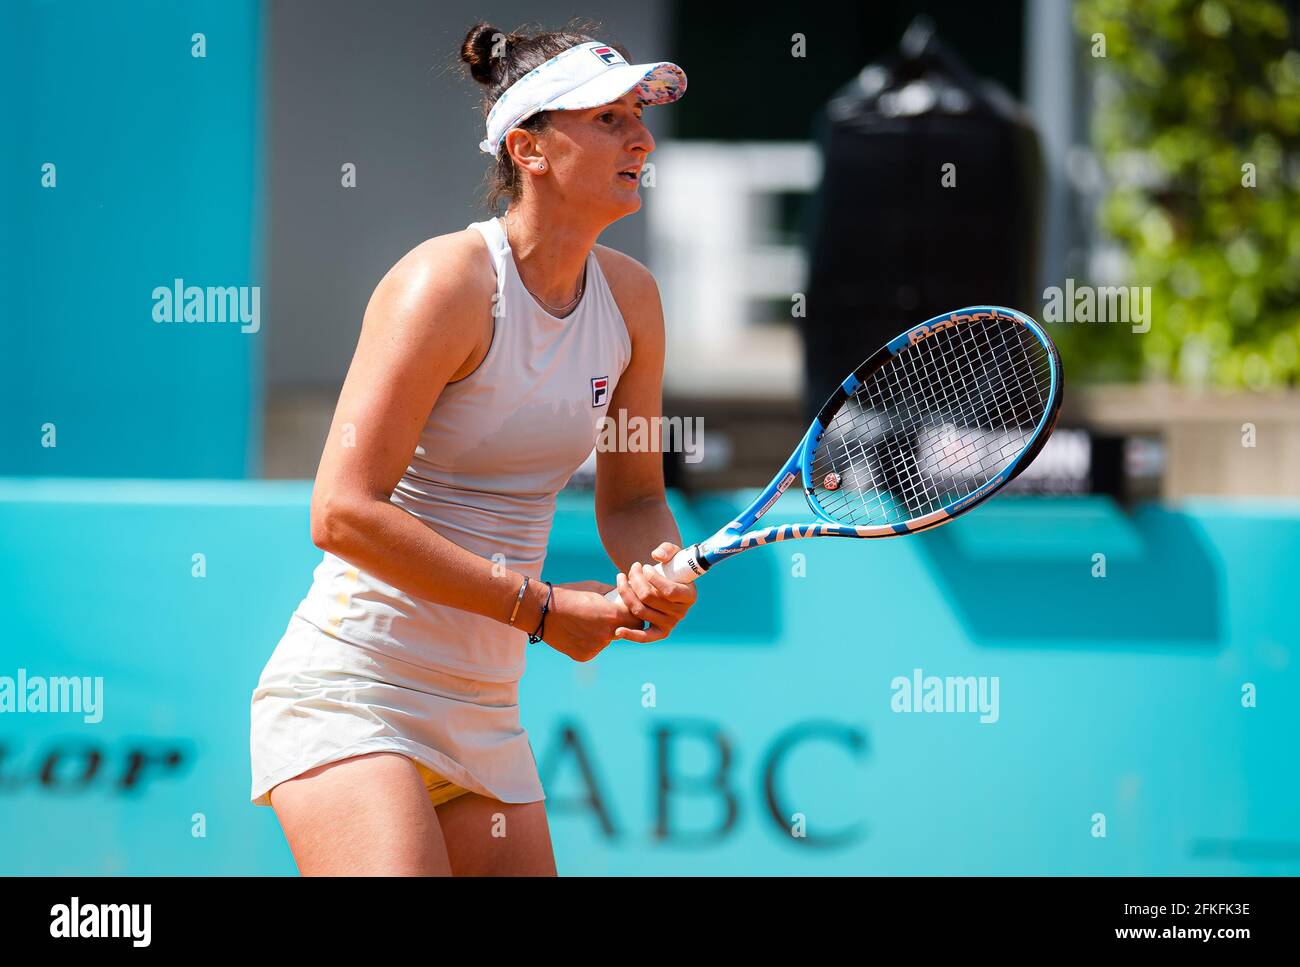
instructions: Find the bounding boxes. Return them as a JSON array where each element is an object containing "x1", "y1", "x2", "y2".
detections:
[{"x1": 249, "y1": 21, "x2": 694, "y2": 876}]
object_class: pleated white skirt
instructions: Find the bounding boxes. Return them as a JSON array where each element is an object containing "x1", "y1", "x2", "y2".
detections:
[{"x1": 249, "y1": 614, "x2": 545, "y2": 807}]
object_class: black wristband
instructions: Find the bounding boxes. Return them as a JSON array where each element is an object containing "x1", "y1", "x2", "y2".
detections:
[{"x1": 528, "y1": 581, "x2": 554, "y2": 644}]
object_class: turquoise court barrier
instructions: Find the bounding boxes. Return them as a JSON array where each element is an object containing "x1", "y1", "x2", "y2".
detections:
[{"x1": 0, "y1": 481, "x2": 1296, "y2": 875}]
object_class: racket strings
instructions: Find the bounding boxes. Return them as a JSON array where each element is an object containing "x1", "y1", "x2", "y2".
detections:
[
  {"x1": 823, "y1": 324, "x2": 1049, "y2": 523},
  {"x1": 811, "y1": 318, "x2": 1052, "y2": 527},
  {"x1": 835, "y1": 326, "x2": 1046, "y2": 521}
]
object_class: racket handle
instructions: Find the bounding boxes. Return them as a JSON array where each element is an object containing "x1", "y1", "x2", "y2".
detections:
[{"x1": 602, "y1": 545, "x2": 702, "y2": 602}]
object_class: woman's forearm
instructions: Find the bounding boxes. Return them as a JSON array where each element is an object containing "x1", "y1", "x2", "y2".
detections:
[
  {"x1": 597, "y1": 496, "x2": 684, "y2": 574},
  {"x1": 315, "y1": 497, "x2": 549, "y2": 629}
]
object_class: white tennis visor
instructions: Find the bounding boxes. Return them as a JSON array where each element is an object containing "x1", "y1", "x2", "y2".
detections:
[{"x1": 479, "y1": 41, "x2": 687, "y2": 157}]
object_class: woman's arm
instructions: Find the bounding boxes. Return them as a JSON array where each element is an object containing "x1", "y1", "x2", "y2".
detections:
[
  {"x1": 594, "y1": 249, "x2": 697, "y2": 640},
  {"x1": 310, "y1": 232, "x2": 636, "y2": 657}
]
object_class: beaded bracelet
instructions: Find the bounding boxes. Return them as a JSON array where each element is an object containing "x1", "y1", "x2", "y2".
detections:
[{"x1": 528, "y1": 581, "x2": 554, "y2": 644}]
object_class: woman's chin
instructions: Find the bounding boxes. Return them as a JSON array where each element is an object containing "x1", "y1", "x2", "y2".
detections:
[
  {"x1": 581, "y1": 186, "x2": 641, "y2": 223},
  {"x1": 610, "y1": 189, "x2": 642, "y2": 216}
]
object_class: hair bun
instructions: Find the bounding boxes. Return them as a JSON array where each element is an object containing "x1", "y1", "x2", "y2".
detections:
[{"x1": 461, "y1": 22, "x2": 507, "y2": 85}]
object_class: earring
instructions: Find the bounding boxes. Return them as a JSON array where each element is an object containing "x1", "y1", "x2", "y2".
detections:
[{"x1": 537, "y1": 162, "x2": 546, "y2": 171}]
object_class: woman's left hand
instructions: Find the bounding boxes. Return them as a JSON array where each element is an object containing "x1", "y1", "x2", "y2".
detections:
[{"x1": 611, "y1": 542, "x2": 698, "y2": 643}]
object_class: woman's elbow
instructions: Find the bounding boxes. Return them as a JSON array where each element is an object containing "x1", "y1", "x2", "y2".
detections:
[{"x1": 310, "y1": 490, "x2": 360, "y2": 553}]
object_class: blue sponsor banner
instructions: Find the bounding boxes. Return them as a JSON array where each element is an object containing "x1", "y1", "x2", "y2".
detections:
[
  {"x1": 0, "y1": 481, "x2": 1296, "y2": 875},
  {"x1": 0, "y1": 1, "x2": 263, "y2": 478}
]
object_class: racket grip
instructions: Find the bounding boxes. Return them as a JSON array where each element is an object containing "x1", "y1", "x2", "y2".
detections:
[{"x1": 602, "y1": 545, "x2": 701, "y2": 603}]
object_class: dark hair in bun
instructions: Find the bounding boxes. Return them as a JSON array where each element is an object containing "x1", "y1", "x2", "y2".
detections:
[
  {"x1": 459, "y1": 19, "x2": 630, "y2": 209},
  {"x1": 459, "y1": 22, "x2": 509, "y2": 86}
]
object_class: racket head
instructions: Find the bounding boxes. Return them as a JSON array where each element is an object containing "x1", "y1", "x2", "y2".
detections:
[{"x1": 799, "y1": 306, "x2": 1062, "y2": 537}]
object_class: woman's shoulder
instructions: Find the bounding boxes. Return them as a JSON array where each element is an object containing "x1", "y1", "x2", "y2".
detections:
[
  {"x1": 592, "y1": 245, "x2": 662, "y2": 345},
  {"x1": 360, "y1": 229, "x2": 496, "y2": 346},
  {"x1": 393, "y1": 228, "x2": 496, "y2": 294},
  {"x1": 593, "y1": 244, "x2": 657, "y2": 296}
]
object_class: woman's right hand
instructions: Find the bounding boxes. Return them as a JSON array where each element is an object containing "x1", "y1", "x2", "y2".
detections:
[{"x1": 536, "y1": 581, "x2": 644, "y2": 663}]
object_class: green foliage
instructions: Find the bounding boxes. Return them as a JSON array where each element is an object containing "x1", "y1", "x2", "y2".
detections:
[{"x1": 1073, "y1": 0, "x2": 1300, "y2": 387}]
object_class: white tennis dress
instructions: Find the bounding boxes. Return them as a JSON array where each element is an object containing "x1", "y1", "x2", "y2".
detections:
[{"x1": 249, "y1": 215, "x2": 632, "y2": 806}]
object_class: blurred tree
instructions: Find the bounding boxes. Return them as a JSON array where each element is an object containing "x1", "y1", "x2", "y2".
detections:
[{"x1": 1073, "y1": 0, "x2": 1300, "y2": 388}]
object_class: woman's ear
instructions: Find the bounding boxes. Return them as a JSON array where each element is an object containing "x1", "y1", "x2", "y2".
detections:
[{"x1": 503, "y1": 129, "x2": 546, "y2": 173}]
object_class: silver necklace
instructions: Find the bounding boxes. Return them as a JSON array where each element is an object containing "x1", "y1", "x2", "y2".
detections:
[{"x1": 503, "y1": 211, "x2": 585, "y2": 315}]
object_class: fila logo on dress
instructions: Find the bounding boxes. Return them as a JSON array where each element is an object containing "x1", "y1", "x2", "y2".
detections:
[{"x1": 591, "y1": 376, "x2": 609, "y2": 407}]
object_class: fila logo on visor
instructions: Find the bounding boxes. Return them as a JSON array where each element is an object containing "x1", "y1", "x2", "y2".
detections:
[
  {"x1": 591, "y1": 46, "x2": 627, "y2": 67},
  {"x1": 591, "y1": 376, "x2": 609, "y2": 406}
]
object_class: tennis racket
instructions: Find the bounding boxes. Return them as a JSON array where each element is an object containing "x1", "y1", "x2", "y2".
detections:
[{"x1": 605, "y1": 305, "x2": 1062, "y2": 598}]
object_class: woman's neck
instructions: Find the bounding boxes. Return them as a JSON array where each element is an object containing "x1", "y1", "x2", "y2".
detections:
[{"x1": 503, "y1": 204, "x2": 600, "y2": 311}]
